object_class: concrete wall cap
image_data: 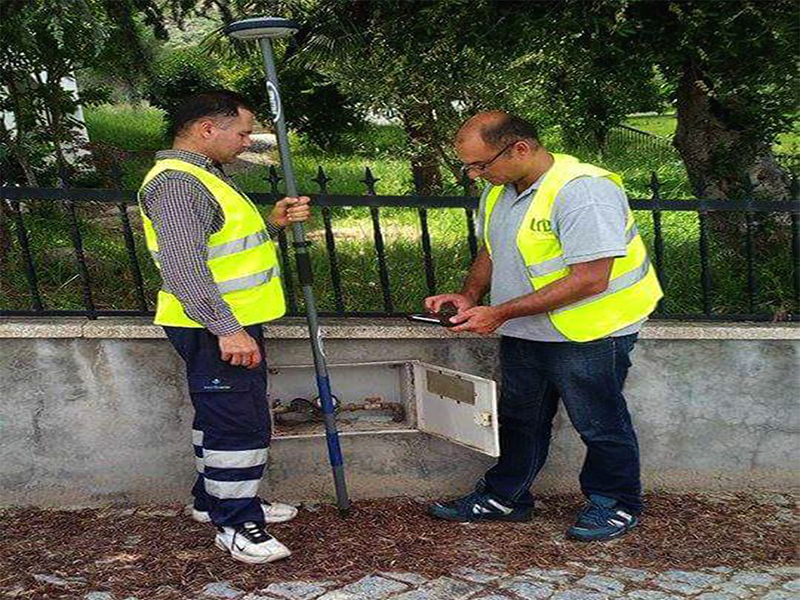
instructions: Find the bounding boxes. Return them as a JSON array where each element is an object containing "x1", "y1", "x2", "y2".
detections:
[{"x1": 1, "y1": 317, "x2": 798, "y2": 340}]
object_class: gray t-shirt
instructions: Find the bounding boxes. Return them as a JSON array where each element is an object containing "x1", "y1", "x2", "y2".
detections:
[{"x1": 476, "y1": 170, "x2": 645, "y2": 342}]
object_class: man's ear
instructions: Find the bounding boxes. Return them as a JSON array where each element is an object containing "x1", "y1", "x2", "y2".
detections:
[
  {"x1": 197, "y1": 118, "x2": 215, "y2": 139},
  {"x1": 519, "y1": 140, "x2": 537, "y2": 156}
]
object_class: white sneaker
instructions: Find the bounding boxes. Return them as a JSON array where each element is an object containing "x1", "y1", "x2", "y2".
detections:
[
  {"x1": 188, "y1": 500, "x2": 298, "y2": 524},
  {"x1": 214, "y1": 521, "x2": 291, "y2": 564}
]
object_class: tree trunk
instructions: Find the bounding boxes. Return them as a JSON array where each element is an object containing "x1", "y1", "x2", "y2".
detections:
[
  {"x1": 673, "y1": 63, "x2": 791, "y2": 249},
  {"x1": 674, "y1": 63, "x2": 790, "y2": 201},
  {"x1": 402, "y1": 113, "x2": 442, "y2": 195},
  {"x1": 4, "y1": 75, "x2": 40, "y2": 186}
]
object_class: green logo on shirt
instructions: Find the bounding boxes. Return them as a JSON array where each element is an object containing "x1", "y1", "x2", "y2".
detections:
[{"x1": 530, "y1": 218, "x2": 552, "y2": 233}]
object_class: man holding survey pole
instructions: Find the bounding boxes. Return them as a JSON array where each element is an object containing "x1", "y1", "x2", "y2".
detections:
[
  {"x1": 139, "y1": 90, "x2": 310, "y2": 564},
  {"x1": 425, "y1": 111, "x2": 662, "y2": 542}
]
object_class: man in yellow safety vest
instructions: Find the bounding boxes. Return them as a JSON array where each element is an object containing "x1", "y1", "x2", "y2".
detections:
[
  {"x1": 139, "y1": 91, "x2": 310, "y2": 564},
  {"x1": 426, "y1": 111, "x2": 662, "y2": 542}
]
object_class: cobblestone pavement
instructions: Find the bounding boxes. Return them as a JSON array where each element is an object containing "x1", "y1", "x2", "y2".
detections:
[{"x1": 14, "y1": 563, "x2": 799, "y2": 599}]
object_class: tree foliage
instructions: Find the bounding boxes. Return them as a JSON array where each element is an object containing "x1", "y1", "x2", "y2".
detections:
[
  {"x1": 0, "y1": 0, "x2": 164, "y2": 184},
  {"x1": 2, "y1": 0, "x2": 797, "y2": 199}
]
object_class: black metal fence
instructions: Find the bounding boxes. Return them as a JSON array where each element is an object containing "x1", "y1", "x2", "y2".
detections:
[
  {"x1": 611, "y1": 124, "x2": 676, "y2": 158},
  {"x1": 2, "y1": 167, "x2": 799, "y2": 322}
]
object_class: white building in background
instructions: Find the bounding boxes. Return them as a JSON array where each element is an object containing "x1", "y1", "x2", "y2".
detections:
[{"x1": 2, "y1": 73, "x2": 91, "y2": 163}]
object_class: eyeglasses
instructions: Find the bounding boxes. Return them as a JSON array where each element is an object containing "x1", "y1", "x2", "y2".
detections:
[{"x1": 460, "y1": 141, "x2": 518, "y2": 175}]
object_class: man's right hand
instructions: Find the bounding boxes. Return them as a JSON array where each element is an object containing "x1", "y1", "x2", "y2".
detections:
[
  {"x1": 218, "y1": 330, "x2": 262, "y2": 369},
  {"x1": 424, "y1": 293, "x2": 476, "y2": 314}
]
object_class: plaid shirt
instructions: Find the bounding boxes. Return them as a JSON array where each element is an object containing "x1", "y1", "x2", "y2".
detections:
[{"x1": 139, "y1": 149, "x2": 283, "y2": 336}]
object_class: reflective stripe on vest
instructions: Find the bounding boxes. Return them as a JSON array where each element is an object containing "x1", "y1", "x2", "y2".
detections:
[
  {"x1": 149, "y1": 229, "x2": 270, "y2": 263},
  {"x1": 551, "y1": 256, "x2": 651, "y2": 314},
  {"x1": 525, "y1": 224, "x2": 640, "y2": 278},
  {"x1": 163, "y1": 265, "x2": 280, "y2": 296},
  {"x1": 138, "y1": 158, "x2": 286, "y2": 328},
  {"x1": 483, "y1": 153, "x2": 662, "y2": 341}
]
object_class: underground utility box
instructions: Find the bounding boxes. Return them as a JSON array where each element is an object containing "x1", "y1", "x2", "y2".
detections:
[
  {"x1": 269, "y1": 360, "x2": 499, "y2": 454},
  {"x1": 264, "y1": 360, "x2": 500, "y2": 502}
]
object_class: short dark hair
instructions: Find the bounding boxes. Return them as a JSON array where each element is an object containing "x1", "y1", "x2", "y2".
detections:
[
  {"x1": 481, "y1": 114, "x2": 540, "y2": 149},
  {"x1": 168, "y1": 90, "x2": 255, "y2": 139}
]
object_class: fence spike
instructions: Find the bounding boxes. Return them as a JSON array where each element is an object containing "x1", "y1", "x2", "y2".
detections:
[
  {"x1": 412, "y1": 165, "x2": 424, "y2": 194},
  {"x1": 741, "y1": 172, "x2": 755, "y2": 200},
  {"x1": 110, "y1": 163, "x2": 123, "y2": 190},
  {"x1": 649, "y1": 171, "x2": 661, "y2": 199},
  {"x1": 58, "y1": 164, "x2": 71, "y2": 189},
  {"x1": 266, "y1": 165, "x2": 282, "y2": 194},
  {"x1": 313, "y1": 165, "x2": 331, "y2": 193},
  {"x1": 361, "y1": 167, "x2": 379, "y2": 195}
]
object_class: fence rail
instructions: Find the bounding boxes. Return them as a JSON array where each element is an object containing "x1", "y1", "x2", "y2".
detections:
[{"x1": 2, "y1": 167, "x2": 799, "y2": 322}]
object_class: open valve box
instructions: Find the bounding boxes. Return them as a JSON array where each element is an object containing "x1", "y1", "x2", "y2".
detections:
[{"x1": 267, "y1": 360, "x2": 499, "y2": 456}]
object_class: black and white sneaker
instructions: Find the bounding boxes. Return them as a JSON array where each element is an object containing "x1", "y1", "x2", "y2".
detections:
[
  {"x1": 428, "y1": 491, "x2": 532, "y2": 522},
  {"x1": 214, "y1": 521, "x2": 291, "y2": 564},
  {"x1": 567, "y1": 494, "x2": 639, "y2": 542}
]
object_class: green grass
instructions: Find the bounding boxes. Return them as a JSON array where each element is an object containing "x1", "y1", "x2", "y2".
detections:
[
  {"x1": 623, "y1": 112, "x2": 800, "y2": 158},
  {"x1": 84, "y1": 104, "x2": 168, "y2": 152},
  {"x1": 624, "y1": 114, "x2": 677, "y2": 138}
]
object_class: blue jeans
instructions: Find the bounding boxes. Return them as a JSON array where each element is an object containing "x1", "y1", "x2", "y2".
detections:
[{"x1": 482, "y1": 334, "x2": 642, "y2": 514}]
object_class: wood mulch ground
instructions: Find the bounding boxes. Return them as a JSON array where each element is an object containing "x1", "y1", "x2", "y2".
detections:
[{"x1": 0, "y1": 491, "x2": 796, "y2": 600}]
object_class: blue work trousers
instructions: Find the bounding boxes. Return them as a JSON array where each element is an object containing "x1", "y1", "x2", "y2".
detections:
[{"x1": 164, "y1": 324, "x2": 270, "y2": 526}]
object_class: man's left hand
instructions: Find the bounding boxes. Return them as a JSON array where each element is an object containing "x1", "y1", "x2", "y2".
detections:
[
  {"x1": 449, "y1": 306, "x2": 505, "y2": 335},
  {"x1": 269, "y1": 196, "x2": 311, "y2": 228}
]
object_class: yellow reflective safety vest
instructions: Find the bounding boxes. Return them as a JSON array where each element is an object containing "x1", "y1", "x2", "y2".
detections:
[
  {"x1": 483, "y1": 153, "x2": 662, "y2": 342},
  {"x1": 138, "y1": 158, "x2": 286, "y2": 328}
]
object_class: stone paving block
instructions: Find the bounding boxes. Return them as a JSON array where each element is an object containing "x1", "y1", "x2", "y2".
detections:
[
  {"x1": 316, "y1": 592, "x2": 360, "y2": 600},
  {"x1": 499, "y1": 577, "x2": 555, "y2": 599},
  {"x1": 781, "y1": 579, "x2": 800, "y2": 592},
  {"x1": 653, "y1": 571, "x2": 723, "y2": 595},
  {"x1": 84, "y1": 593, "x2": 114, "y2": 600},
  {"x1": 695, "y1": 594, "x2": 736, "y2": 600},
  {"x1": 607, "y1": 568, "x2": 653, "y2": 583},
  {"x1": 768, "y1": 567, "x2": 800, "y2": 576},
  {"x1": 707, "y1": 567, "x2": 735, "y2": 574},
  {"x1": 576, "y1": 575, "x2": 625, "y2": 595},
  {"x1": 263, "y1": 581, "x2": 330, "y2": 600},
  {"x1": 761, "y1": 591, "x2": 794, "y2": 600},
  {"x1": 522, "y1": 569, "x2": 573, "y2": 584},
  {"x1": 389, "y1": 591, "x2": 438, "y2": 600},
  {"x1": 201, "y1": 581, "x2": 245, "y2": 599},
  {"x1": 242, "y1": 595, "x2": 276, "y2": 600},
  {"x1": 381, "y1": 572, "x2": 429, "y2": 585},
  {"x1": 551, "y1": 590, "x2": 610, "y2": 600},
  {"x1": 453, "y1": 567, "x2": 503, "y2": 584},
  {"x1": 663, "y1": 571, "x2": 724, "y2": 587},
  {"x1": 624, "y1": 591, "x2": 680, "y2": 600},
  {"x1": 419, "y1": 576, "x2": 486, "y2": 599},
  {"x1": 730, "y1": 572, "x2": 777, "y2": 587},
  {"x1": 473, "y1": 595, "x2": 516, "y2": 600},
  {"x1": 337, "y1": 575, "x2": 408, "y2": 599},
  {"x1": 708, "y1": 583, "x2": 753, "y2": 598}
]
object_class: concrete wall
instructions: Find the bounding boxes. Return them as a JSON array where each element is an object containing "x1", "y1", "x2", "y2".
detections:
[{"x1": 0, "y1": 318, "x2": 798, "y2": 506}]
